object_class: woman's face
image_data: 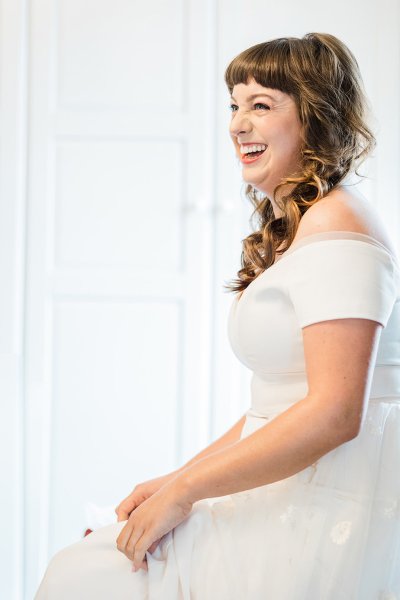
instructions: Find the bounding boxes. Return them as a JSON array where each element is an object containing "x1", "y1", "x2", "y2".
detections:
[{"x1": 229, "y1": 78, "x2": 303, "y2": 206}]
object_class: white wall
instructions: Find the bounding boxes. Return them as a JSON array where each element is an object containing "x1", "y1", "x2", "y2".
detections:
[{"x1": 0, "y1": 1, "x2": 399, "y2": 598}]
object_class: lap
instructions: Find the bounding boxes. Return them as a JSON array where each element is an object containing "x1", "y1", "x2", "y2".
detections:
[{"x1": 34, "y1": 521, "x2": 148, "y2": 600}]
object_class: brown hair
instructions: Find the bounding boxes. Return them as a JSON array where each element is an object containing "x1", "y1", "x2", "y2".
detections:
[{"x1": 224, "y1": 32, "x2": 376, "y2": 294}]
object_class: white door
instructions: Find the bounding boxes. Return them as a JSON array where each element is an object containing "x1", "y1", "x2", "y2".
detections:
[{"x1": 25, "y1": 1, "x2": 217, "y2": 595}]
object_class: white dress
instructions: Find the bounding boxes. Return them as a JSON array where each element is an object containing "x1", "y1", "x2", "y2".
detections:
[{"x1": 34, "y1": 230, "x2": 400, "y2": 600}]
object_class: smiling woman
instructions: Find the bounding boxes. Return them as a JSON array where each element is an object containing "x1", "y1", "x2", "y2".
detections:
[
  {"x1": 228, "y1": 83, "x2": 303, "y2": 202},
  {"x1": 34, "y1": 32, "x2": 400, "y2": 600},
  {"x1": 224, "y1": 33, "x2": 377, "y2": 288}
]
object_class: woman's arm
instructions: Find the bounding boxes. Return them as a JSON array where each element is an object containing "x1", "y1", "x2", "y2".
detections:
[
  {"x1": 178, "y1": 392, "x2": 353, "y2": 503},
  {"x1": 177, "y1": 317, "x2": 382, "y2": 503}
]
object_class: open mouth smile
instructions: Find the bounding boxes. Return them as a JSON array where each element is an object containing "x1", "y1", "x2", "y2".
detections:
[{"x1": 239, "y1": 143, "x2": 267, "y2": 164}]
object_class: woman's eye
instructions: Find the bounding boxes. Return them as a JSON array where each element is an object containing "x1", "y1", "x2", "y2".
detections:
[{"x1": 229, "y1": 103, "x2": 270, "y2": 112}]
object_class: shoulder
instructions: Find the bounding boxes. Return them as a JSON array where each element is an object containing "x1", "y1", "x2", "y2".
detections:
[
  {"x1": 297, "y1": 186, "x2": 372, "y2": 235},
  {"x1": 293, "y1": 185, "x2": 396, "y2": 255}
]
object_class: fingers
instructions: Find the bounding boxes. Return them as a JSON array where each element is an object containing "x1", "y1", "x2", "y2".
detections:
[
  {"x1": 132, "y1": 540, "x2": 149, "y2": 571},
  {"x1": 116, "y1": 522, "x2": 143, "y2": 561},
  {"x1": 131, "y1": 537, "x2": 161, "y2": 572},
  {"x1": 115, "y1": 497, "x2": 138, "y2": 522},
  {"x1": 148, "y1": 538, "x2": 162, "y2": 554},
  {"x1": 116, "y1": 510, "x2": 129, "y2": 522},
  {"x1": 115, "y1": 506, "x2": 126, "y2": 522},
  {"x1": 116, "y1": 521, "x2": 154, "y2": 572},
  {"x1": 131, "y1": 558, "x2": 148, "y2": 572}
]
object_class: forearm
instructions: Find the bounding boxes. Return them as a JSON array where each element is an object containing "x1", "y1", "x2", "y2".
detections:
[
  {"x1": 179, "y1": 395, "x2": 355, "y2": 503},
  {"x1": 175, "y1": 413, "x2": 247, "y2": 474}
]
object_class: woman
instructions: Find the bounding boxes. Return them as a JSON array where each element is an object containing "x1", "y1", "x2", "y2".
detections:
[{"x1": 35, "y1": 32, "x2": 400, "y2": 599}]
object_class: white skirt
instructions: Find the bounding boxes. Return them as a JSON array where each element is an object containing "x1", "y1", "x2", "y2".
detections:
[{"x1": 34, "y1": 399, "x2": 400, "y2": 600}]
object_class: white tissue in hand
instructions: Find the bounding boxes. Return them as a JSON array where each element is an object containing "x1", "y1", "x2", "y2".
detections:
[{"x1": 85, "y1": 501, "x2": 117, "y2": 530}]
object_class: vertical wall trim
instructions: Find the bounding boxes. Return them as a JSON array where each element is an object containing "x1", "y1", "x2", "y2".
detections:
[
  {"x1": 0, "y1": 0, "x2": 29, "y2": 597},
  {"x1": 207, "y1": 0, "x2": 219, "y2": 442},
  {"x1": 20, "y1": 1, "x2": 29, "y2": 594}
]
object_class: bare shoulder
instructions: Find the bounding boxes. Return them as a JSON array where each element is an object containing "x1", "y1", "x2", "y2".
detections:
[{"x1": 293, "y1": 185, "x2": 397, "y2": 256}]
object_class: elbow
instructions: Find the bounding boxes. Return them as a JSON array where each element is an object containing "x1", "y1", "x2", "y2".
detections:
[
  {"x1": 327, "y1": 406, "x2": 363, "y2": 444},
  {"x1": 307, "y1": 394, "x2": 364, "y2": 446},
  {"x1": 339, "y1": 413, "x2": 363, "y2": 443},
  {"x1": 343, "y1": 425, "x2": 360, "y2": 442}
]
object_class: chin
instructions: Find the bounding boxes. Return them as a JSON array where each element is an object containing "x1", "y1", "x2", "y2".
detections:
[{"x1": 241, "y1": 175, "x2": 267, "y2": 193}]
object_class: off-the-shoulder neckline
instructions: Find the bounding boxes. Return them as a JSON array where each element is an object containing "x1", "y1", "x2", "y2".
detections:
[
  {"x1": 235, "y1": 231, "x2": 399, "y2": 305},
  {"x1": 275, "y1": 230, "x2": 397, "y2": 264}
]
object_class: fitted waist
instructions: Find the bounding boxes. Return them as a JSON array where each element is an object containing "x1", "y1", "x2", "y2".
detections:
[
  {"x1": 248, "y1": 365, "x2": 400, "y2": 419},
  {"x1": 370, "y1": 364, "x2": 400, "y2": 397}
]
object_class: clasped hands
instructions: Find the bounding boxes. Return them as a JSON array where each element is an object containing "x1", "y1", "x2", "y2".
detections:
[{"x1": 115, "y1": 472, "x2": 193, "y2": 573}]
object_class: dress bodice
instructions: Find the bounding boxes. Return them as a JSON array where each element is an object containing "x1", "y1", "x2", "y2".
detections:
[{"x1": 227, "y1": 231, "x2": 400, "y2": 424}]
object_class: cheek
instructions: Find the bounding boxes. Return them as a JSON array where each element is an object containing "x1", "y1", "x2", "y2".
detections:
[{"x1": 278, "y1": 132, "x2": 302, "y2": 159}]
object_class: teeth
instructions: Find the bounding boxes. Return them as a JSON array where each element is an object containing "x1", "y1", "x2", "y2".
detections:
[{"x1": 240, "y1": 144, "x2": 267, "y2": 154}]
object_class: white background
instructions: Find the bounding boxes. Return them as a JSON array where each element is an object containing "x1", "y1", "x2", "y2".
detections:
[{"x1": 0, "y1": 1, "x2": 399, "y2": 598}]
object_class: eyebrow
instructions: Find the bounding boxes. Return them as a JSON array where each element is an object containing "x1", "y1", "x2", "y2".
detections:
[{"x1": 230, "y1": 93, "x2": 275, "y2": 102}]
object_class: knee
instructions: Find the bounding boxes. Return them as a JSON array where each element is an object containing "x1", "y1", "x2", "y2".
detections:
[{"x1": 36, "y1": 535, "x2": 98, "y2": 598}]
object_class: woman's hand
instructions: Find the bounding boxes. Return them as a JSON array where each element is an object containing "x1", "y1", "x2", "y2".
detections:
[
  {"x1": 115, "y1": 471, "x2": 181, "y2": 522},
  {"x1": 116, "y1": 478, "x2": 193, "y2": 572}
]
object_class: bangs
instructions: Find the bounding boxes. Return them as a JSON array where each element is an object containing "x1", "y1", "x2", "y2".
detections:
[{"x1": 224, "y1": 38, "x2": 299, "y2": 97}]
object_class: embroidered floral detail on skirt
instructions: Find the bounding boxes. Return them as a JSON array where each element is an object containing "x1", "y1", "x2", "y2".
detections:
[{"x1": 330, "y1": 520, "x2": 352, "y2": 545}]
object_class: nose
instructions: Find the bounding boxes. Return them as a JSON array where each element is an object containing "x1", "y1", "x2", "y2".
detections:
[{"x1": 229, "y1": 109, "x2": 252, "y2": 139}]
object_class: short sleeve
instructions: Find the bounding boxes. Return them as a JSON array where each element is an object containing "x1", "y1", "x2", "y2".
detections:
[{"x1": 287, "y1": 239, "x2": 399, "y2": 329}]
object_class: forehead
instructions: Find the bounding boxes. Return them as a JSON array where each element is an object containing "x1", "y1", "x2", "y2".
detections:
[{"x1": 231, "y1": 80, "x2": 288, "y2": 103}]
